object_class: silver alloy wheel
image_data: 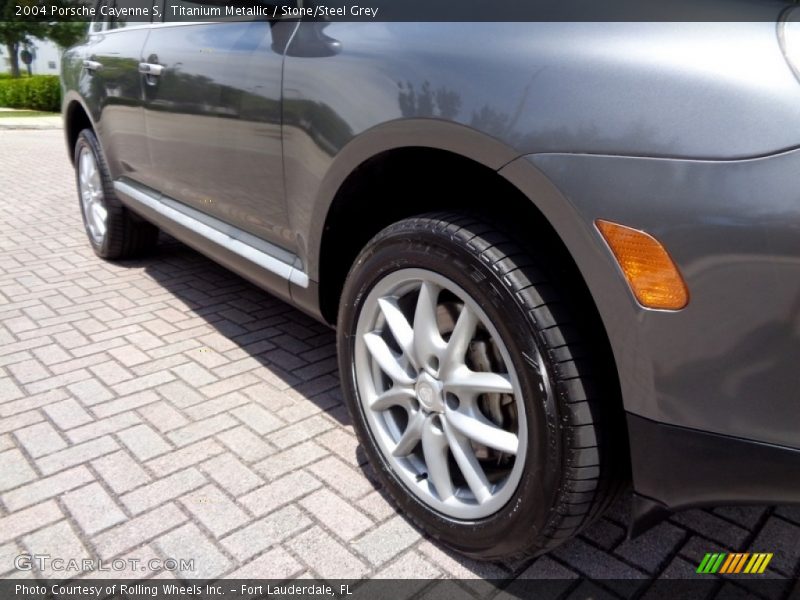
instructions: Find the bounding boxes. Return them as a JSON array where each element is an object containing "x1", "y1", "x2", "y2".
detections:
[
  {"x1": 78, "y1": 146, "x2": 108, "y2": 244},
  {"x1": 354, "y1": 268, "x2": 532, "y2": 520}
]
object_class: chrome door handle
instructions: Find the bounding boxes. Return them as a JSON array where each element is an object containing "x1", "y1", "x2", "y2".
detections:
[
  {"x1": 138, "y1": 62, "x2": 164, "y2": 76},
  {"x1": 82, "y1": 59, "x2": 103, "y2": 72}
]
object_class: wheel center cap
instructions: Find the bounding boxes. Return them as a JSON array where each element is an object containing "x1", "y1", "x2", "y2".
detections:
[{"x1": 415, "y1": 373, "x2": 444, "y2": 413}]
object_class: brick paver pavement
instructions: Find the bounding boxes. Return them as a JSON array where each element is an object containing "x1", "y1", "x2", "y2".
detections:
[{"x1": 1, "y1": 129, "x2": 799, "y2": 597}]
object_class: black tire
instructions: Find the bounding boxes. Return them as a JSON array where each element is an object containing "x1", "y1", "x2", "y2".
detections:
[
  {"x1": 74, "y1": 128, "x2": 158, "y2": 259},
  {"x1": 337, "y1": 212, "x2": 625, "y2": 560}
]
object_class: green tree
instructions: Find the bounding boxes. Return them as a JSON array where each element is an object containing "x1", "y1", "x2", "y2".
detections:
[
  {"x1": 0, "y1": 0, "x2": 48, "y2": 77},
  {"x1": 46, "y1": 20, "x2": 87, "y2": 50}
]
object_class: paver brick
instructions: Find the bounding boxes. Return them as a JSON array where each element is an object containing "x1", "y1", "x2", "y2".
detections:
[
  {"x1": 199, "y1": 373, "x2": 259, "y2": 399},
  {"x1": 268, "y1": 415, "x2": 334, "y2": 449},
  {"x1": 62, "y1": 482, "x2": 126, "y2": 535},
  {"x1": 373, "y1": 550, "x2": 440, "y2": 580},
  {"x1": 121, "y1": 467, "x2": 206, "y2": 515},
  {"x1": 66, "y1": 412, "x2": 141, "y2": 444},
  {"x1": 93, "y1": 503, "x2": 188, "y2": 560},
  {"x1": 172, "y1": 362, "x2": 218, "y2": 387},
  {"x1": 357, "y1": 490, "x2": 396, "y2": 522},
  {"x1": 36, "y1": 435, "x2": 118, "y2": 475},
  {"x1": 0, "y1": 541, "x2": 21, "y2": 576},
  {"x1": 92, "y1": 390, "x2": 160, "y2": 419},
  {"x1": 747, "y1": 516, "x2": 800, "y2": 577},
  {"x1": 146, "y1": 439, "x2": 224, "y2": 477},
  {"x1": 308, "y1": 456, "x2": 374, "y2": 500},
  {"x1": 0, "y1": 448, "x2": 37, "y2": 492},
  {"x1": 117, "y1": 423, "x2": 172, "y2": 460},
  {"x1": 7, "y1": 359, "x2": 49, "y2": 384},
  {"x1": 0, "y1": 501, "x2": 63, "y2": 542},
  {"x1": 0, "y1": 389, "x2": 69, "y2": 418},
  {"x1": 227, "y1": 547, "x2": 303, "y2": 579},
  {"x1": 167, "y1": 413, "x2": 238, "y2": 447},
  {"x1": 43, "y1": 398, "x2": 93, "y2": 429},
  {"x1": 92, "y1": 450, "x2": 152, "y2": 493},
  {"x1": 138, "y1": 401, "x2": 189, "y2": 432},
  {"x1": 352, "y1": 515, "x2": 421, "y2": 567},
  {"x1": 2, "y1": 466, "x2": 94, "y2": 511},
  {"x1": 180, "y1": 484, "x2": 250, "y2": 536},
  {"x1": 155, "y1": 523, "x2": 232, "y2": 580},
  {"x1": 221, "y1": 505, "x2": 311, "y2": 561},
  {"x1": 230, "y1": 402, "x2": 284, "y2": 434},
  {"x1": 216, "y1": 425, "x2": 274, "y2": 463},
  {"x1": 0, "y1": 410, "x2": 44, "y2": 435},
  {"x1": 22, "y1": 520, "x2": 90, "y2": 579},
  {"x1": 112, "y1": 370, "x2": 176, "y2": 396},
  {"x1": 89, "y1": 360, "x2": 133, "y2": 385},
  {"x1": 156, "y1": 379, "x2": 205, "y2": 408},
  {"x1": 300, "y1": 489, "x2": 373, "y2": 541},
  {"x1": 25, "y1": 368, "x2": 92, "y2": 394},
  {"x1": 254, "y1": 441, "x2": 327, "y2": 479},
  {"x1": 200, "y1": 453, "x2": 262, "y2": 496},
  {"x1": 184, "y1": 391, "x2": 250, "y2": 421},
  {"x1": 288, "y1": 526, "x2": 369, "y2": 580},
  {"x1": 66, "y1": 378, "x2": 114, "y2": 406},
  {"x1": 615, "y1": 522, "x2": 687, "y2": 573},
  {"x1": 240, "y1": 471, "x2": 322, "y2": 517},
  {"x1": 14, "y1": 421, "x2": 67, "y2": 457}
]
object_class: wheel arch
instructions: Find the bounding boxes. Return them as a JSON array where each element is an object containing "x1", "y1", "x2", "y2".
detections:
[
  {"x1": 312, "y1": 122, "x2": 631, "y2": 479},
  {"x1": 63, "y1": 93, "x2": 96, "y2": 165}
]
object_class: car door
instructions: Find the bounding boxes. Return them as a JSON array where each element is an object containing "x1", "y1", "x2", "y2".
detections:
[
  {"x1": 81, "y1": 0, "x2": 152, "y2": 181},
  {"x1": 140, "y1": 6, "x2": 295, "y2": 248}
]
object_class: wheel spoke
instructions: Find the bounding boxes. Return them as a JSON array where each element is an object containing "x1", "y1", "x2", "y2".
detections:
[
  {"x1": 378, "y1": 297, "x2": 417, "y2": 369},
  {"x1": 80, "y1": 154, "x2": 91, "y2": 181},
  {"x1": 445, "y1": 407, "x2": 518, "y2": 455},
  {"x1": 355, "y1": 268, "x2": 529, "y2": 519},
  {"x1": 421, "y1": 417, "x2": 454, "y2": 501},
  {"x1": 371, "y1": 387, "x2": 415, "y2": 412},
  {"x1": 363, "y1": 332, "x2": 415, "y2": 386},
  {"x1": 442, "y1": 419, "x2": 492, "y2": 504},
  {"x1": 445, "y1": 368, "x2": 514, "y2": 397},
  {"x1": 392, "y1": 410, "x2": 425, "y2": 457},
  {"x1": 92, "y1": 204, "x2": 107, "y2": 235},
  {"x1": 439, "y1": 303, "x2": 478, "y2": 379},
  {"x1": 412, "y1": 281, "x2": 446, "y2": 368}
]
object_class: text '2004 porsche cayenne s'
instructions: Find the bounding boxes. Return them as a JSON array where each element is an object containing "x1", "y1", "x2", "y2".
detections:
[{"x1": 61, "y1": 2, "x2": 800, "y2": 559}]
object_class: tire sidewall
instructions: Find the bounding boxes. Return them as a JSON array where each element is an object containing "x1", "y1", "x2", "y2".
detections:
[
  {"x1": 73, "y1": 129, "x2": 119, "y2": 258},
  {"x1": 338, "y1": 223, "x2": 567, "y2": 558}
]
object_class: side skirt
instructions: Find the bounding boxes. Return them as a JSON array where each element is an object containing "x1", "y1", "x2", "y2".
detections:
[{"x1": 114, "y1": 179, "x2": 310, "y2": 307}]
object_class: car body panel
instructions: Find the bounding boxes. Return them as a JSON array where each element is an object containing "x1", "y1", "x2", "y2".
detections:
[
  {"x1": 140, "y1": 21, "x2": 291, "y2": 247},
  {"x1": 64, "y1": 27, "x2": 151, "y2": 176},
  {"x1": 502, "y1": 149, "x2": 800, "y2": 450}
]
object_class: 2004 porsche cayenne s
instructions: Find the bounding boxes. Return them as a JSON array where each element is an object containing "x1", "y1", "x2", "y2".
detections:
[{"x1": 61, "y1": 3, "x2": 800, "y2": 559}]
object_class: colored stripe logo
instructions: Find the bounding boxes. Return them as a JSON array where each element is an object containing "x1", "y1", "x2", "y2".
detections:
[{"x1": 697, "y1": 553, "x2": 773, "y2": 574}]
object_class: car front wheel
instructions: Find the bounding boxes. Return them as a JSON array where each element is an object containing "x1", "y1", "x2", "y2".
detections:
[
  {"x1": 337, "y1": 212, "x2": 623, "y2": 559},
  {"x1": 74, "y1": 128, "x2": 158, "y2": 259}
]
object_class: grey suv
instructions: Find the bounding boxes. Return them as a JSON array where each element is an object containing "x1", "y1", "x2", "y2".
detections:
[{"x1": 62, "y1": 8, "x2": 800, "y2": 559}]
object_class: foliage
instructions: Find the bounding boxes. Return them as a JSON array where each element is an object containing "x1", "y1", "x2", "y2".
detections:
[
  {"x1": 0, "y1": 0, "x2": 49, "y2": 77},
  {"x1": 47, "y1": 20, "x2": 88, "y2": 50},
  {"x1": 0, "y1": 0, "x2": 87, "y2": 77},
  {"x1": 0, "y1": 74, "x2": 60, "y2": 110}
]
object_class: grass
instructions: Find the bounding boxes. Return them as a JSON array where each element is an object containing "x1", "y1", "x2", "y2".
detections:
[{"x1": 0, "y1": 110, "x2": 58, "y2": 118}]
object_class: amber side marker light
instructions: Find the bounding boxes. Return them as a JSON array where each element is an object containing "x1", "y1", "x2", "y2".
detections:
[{"x1": 596, "y1": 219, "x2": 689, "y2": 310}]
